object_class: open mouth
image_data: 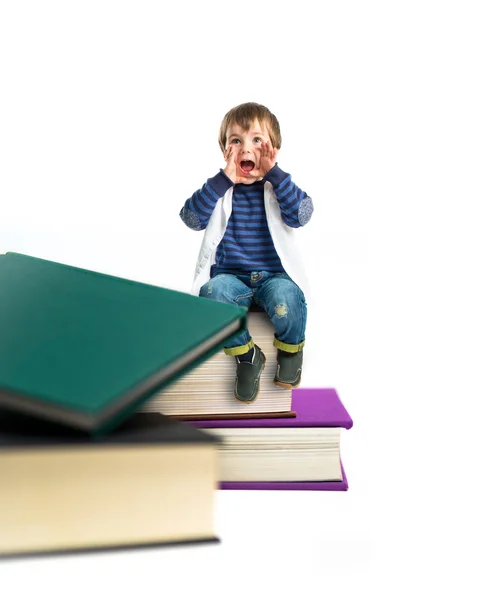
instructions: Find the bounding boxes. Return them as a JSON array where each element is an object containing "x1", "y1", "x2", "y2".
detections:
[{"x1": 240, "y1": 160, "x2": 255, "y2": 174}]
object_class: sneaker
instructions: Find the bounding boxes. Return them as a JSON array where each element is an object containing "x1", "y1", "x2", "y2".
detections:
[
  {"x1": 234, "y1": 345, "x2": 266, "y2": 403},
  {"x1": 274, "y1": 349, "x2": 303, "y2": 389}
]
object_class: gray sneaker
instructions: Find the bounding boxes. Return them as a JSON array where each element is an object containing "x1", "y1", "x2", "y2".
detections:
[
  {"x1": 234, "y1": 345, "x2": 266, "y2": 403},
  {"x1": 274, "y1": 349, "x2": 303, "y2": 389}
]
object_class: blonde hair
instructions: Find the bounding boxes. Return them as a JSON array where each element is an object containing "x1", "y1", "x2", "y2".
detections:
[{"x1": 218, "y1": 102, "x2": 282, "y2": 152}]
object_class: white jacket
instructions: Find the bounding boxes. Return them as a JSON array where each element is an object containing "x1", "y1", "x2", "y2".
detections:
[{"x1": 191, "y1": 182, "x2": 311, "y2": 300}]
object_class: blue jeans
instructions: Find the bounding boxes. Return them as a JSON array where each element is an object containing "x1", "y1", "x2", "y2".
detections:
[{"x1": 199, "y1": 271, "x2": 307, "y2": 356}]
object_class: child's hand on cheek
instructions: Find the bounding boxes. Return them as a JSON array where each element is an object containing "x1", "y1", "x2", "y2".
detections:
[
  {"x1": 258, "y1": 140, "x2": 278, "y2": 177},
  {"x1": 223, "y1": 146, "x2": 237, "y2": 182},
  {"x1": 223, "y1": 145, "x2": 248, "y2": 184}
]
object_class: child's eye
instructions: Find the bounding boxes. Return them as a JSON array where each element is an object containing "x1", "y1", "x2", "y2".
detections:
[
  {"x1": 230, "y1": 139, "x2": 241, "y2": 144},
  {"x1": 253, "y1": 137, "x2": 262, "y2": 143}
]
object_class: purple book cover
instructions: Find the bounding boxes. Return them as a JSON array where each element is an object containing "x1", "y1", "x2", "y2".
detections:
[
  {"x1": 188, "y1": 388, "x2": 353, "y2": 491},
  {"x1": 187, "y1": 388, "x2": 353, "y2": 430}
]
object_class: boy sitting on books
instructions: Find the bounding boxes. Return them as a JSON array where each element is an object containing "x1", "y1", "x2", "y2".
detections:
[{"x1": 180, "y1": 102, "x2": 313, "y2": 403}]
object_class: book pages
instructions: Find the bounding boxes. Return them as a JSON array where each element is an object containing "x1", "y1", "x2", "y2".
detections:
[{"x1": 142, "y1": 312, "x2": 292, "y2": 416}]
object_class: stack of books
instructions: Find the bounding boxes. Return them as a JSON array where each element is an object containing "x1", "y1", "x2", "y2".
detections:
[
  {"x1": 136, "y1": 306, "x2": 353, "y2": 490},
  {"x1": 0, "y1": 251, "x2": 354, "y2": 557},
  {"x1": 0, "y1": 252, "x2": 247, "y2": 557}
]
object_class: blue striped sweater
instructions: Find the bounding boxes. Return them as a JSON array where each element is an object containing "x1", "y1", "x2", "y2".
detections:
[{"x1": 180, "y1": 164, "x2": 313, "y2": 276}]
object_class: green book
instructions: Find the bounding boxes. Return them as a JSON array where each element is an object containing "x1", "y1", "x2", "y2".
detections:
[
  {"x1": 0, "y1": 411, "x2": 220, "y2": 557},
  {"x1": 0, "y1": 252, "x2": 246, "y2": 434}
]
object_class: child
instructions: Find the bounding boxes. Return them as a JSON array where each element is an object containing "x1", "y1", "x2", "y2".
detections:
[{"x1": 180, "y1": 102, "x2": 313, "y2": 403}]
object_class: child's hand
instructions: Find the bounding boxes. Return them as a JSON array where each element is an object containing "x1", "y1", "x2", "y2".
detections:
[
  {"x1": 223, "y1": 146, "x2": 237, "y2": 182},
  {"x1": 258, "y1": 140, "x2": 278, "y2": 176},
  {"x1": 223, "y1": 145, "x2": 248, "y2": 184}
]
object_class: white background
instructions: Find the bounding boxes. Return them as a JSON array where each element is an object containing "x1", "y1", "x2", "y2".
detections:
[{"x1": 1, "y1": 1, "x2": 487, "y2": 598}]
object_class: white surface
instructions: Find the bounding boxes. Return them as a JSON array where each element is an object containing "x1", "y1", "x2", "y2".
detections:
[{"x1": 1, "y1": 1, "x2": 487, "y2": 598}]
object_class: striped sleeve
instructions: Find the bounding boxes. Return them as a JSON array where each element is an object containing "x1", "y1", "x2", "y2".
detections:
[
  {"x1": 263, "y1": 164, "x2": 314, "y2": 228},
  {"x1": 180, "y1": 171, "x2": 233, "y2": 230}
]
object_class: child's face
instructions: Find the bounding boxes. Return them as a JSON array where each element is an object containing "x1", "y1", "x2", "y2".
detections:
[{"x1": 224, "y1": 119, "x2": 272, "y2": 183}]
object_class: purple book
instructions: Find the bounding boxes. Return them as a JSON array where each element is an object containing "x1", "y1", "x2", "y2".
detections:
[{"x1": 188, "y1": 388, "x2": 353, "y2": 491}]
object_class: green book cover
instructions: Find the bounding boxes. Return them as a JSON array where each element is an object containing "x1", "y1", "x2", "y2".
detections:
[{"x1": 0, "y1": 252, "x2": 247, "y2": 434}]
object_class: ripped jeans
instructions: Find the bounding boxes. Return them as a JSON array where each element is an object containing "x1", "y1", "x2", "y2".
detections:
[{"x1": 199, "y1": 271, "x2": 307, "y2": 356}]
